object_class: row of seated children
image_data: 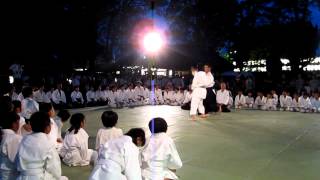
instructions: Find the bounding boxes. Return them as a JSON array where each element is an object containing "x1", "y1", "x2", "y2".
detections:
[
  {"x1": 233, "y1": 90, "x2": 320, "y2": 113},
  {"x1": 0, "y1": 100, "x2": 182, "y2": 180}
]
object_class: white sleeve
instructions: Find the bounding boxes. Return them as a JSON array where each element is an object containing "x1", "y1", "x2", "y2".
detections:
[
  {"x1": 52, "y1": 91, "x2": 59, "y2": 104},
  {"x1": 124, "y1": 144, "x2": 142, "y2": 180},
  {"x1": 71, "y1": 92, "x2": 76, "y2": 102},
  {"x1": 167, "y1": 141, "x2": 183, "y2": 170},
  {"x1": 45, "y1": 147, "x2": 62, "y2": 179}
]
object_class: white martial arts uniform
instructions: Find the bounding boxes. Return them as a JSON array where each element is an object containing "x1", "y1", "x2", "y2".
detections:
[
  {"x1": 135, "y1": 86, "x2": 145, "y2": 106},
  {"x1": 52, "y1": 89, "x2": 67, "y2": 105},
  {"x1": 143, "y1": 88, "x2": 150, "y2": 105},
  {"x1": 70, "y1": 91, "x2": 84, "y2": 104},
  {"x1": 174, "y1": 91, "x2": 185, "y2": 106},
  {"x1": 86, "y1": 90, "x2": 96, "y2": 103},
  {"x1": 116, "y1": 90, "x2": 128, "y2": 107},
  {"x1": 21, "y1": 98, "x2": 39, "y2": 120},
  {"x1": 291, "y1": 98, "x2": 300, "y2": 112},
  {"x1": 142, "y1": 133, "x2": 182, "y2": 180},
  {"x1": 155, "y1": 89, "x2": 164, "y2": 105},
  {"x1": 299, "y1": 96, "x2": 312, "y2": 113},
  {"x1": 234, "y1": 94, "x2": 246, "y2": 109},
  {"x1": 89, "y1": 136, "x2": 142, "y2": 180},
  {"x1": 204, "y1": 72, "x2": 214, "y2": 88},
  {"x1": 60, "y1": 128, "x2": 97, "y2": 166},
  {"x1": 245, "y1": 96, "x2": 254, "y2": 108},
  {"x1": 164, "y1": 90, "x2": 176, "y2": 105},
  {"x1": 272, "y1": 93, "x2": 279, "y2": 106},
  {"x1": 16, "y1": 133, "x2": 66, "y2": 180},
  {"x1": 95, "y1": 127, "x2": 123, "y2": 150},
  {"x1": 0, "y1": 129, "x2": 22, "y2": 180},
  {"x1": 48, "y1": 118, "x2": 62, "y2": 152},
  {"x1": 190, "y1": 71, "x2": 207, "y2": 115},
  {"x1": 311, "y1": 97, "x2": 320, "y2": 112},
  {"x1": 46, "y1": 90, "x2": 54, "y2": 103},
  {"x1": 262, "y1": 98, "x2": 276, "y2": 111},
  {"x1": 17, "y1": 115, "x2": 31, "y2": 136},
  {"x1": 95, "y1": 90, "x2": 106, "y2": 102},
  {"x1": 216, "y1": 89, "x2": 230, "y2": 106},
  {"x1": 9, "y1": 92, "x2": 19, "y2": 101},
  {"x1": 108, "y1": 91, "x2": 117, "y2": 108},
  {"x1": 182, "y1": 91, "x2": 192, "y2": 104},
  {"x1": 254, "y1": 96, "x2": 266, "y2": 110},
  {"x1": 33, "y1": 90, "x2": 50, "y2": 103},
  {"x1": 279, "y1": 95, "x2": 293, "y2": 111},
  {"x1": 127, "y1": 89, "x2": 138, "y2": 106}
]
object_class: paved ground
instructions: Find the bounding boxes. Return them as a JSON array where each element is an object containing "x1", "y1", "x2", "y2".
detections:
[{"x1": 62, "y1": 106, "x2": 320, "y2": 180}]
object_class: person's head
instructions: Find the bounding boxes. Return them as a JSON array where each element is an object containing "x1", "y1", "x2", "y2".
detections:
[
  {"x1": 204, "y1": 64, "x2": 211, "y2": 73},
  {"x1": 303, "y1": 93, "x2": 309, "y2": 99},
  {"x1": 1, "y1": 112, "x2": 20, "y2": 132},
  {"x1": 30, "y1": 112, "x2": 51, "y2": 134},
  {"x1": 12, "y1": 100, "x2": 21, "y2": 113},
  {"x1": 267, "y1": 93, "x2": 272, "y2": 98},
  {"x1": 191, "y1": 65, "x2": 198, "y2": 76},
  {"x1": 90, "y1": 87, "x2": 94, "y2": 91},
  {"x1": 75, "y1": 86, "x2": 80, "y2": 92},
  {"x1": 39, "y1": 85, "x2": 45, "y2": 91},
  {"x1": 314, "y1": 92, "x2": 319, "y2": 99},
  {"x1": 271, "y1": 90, "x2": 276, "y2": 95},
  {"x1": 39, "y1": 103, "x2": 55, "y2": 118},
  {"x1": 57, "y1": 83, "x2": 62, "y2": 90},
  {"x1": 126, "y1": 128, "x2": 146, "y2": 147},
  {"x1": 148, "y1": 117, "x2": 168, "y2": 134},
  {"x1": 101, "y1": 111, "x2": 118, "y2": 128},
  {"x1": 220, "y1": 82, "x2": 226, "y2": 90},
  {"x1": 247, "y1": 92, "x2": 253, "y2": 97},
  {"x1": 68, "y1": 113, "x2": 85, "y2": 134},
  {"x1": 22, "y1": 86, "x2": 33, "y2": 98},
  {"x1": 237, "y1": 90, "x2": 243, "y2": 95},
  {"x1": 57, "y1": 109, "x2": 71, "y2": 123}
]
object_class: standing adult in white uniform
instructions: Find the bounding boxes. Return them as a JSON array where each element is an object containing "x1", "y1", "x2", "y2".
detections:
[{"x1": 190, "y1": 66, "x2": 208, "y2": 120}]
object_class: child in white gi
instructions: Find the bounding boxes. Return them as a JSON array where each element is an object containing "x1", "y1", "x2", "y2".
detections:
[
  {"x1": 234, "y1": 90, "x2": 246, "y2": 109},
  {"x1": 254, "y1": 92, "x2": 266, "y2": 110},
  {"x1": 279, "y1": 90, "x2": 293, "y2": 111},
  {"x1": 262, "y1": 93, "x2": 276, "y2": 111},
  {"x1": 89, "y1": 128, "x2": 145, "y2": 180},
  {"x1": 299, "y1": 93, "x2": 312, "y2": 113},
  {"x1": 245, "y1": 92, "x2": 254, "y2": 108},
  {"x1": 0, "y1": 112, "x2": 22, "y2": 180},
  {"x1": 12, "y1": 100, "x2": 32, "y2": 136},
  {"x1": 71, "y1": 86, "x2": 84, "y2": 108},
  {"x1": 311, "y1": 92, "x2": 320, "y2": 112},
  {"x1": 142, "y1": 118, "x2": 183, "y2": 180},
  {"x1": 291, "y1": 93, "x2": 300, "y2": 112},
  {"x1": 16, "y1": 112, "x2": 68, "y2": 180},
  {"x1": 60, "y1": 113, "x2": 97, "y2": 166},
  {"x1": 95, "y1": 111, "x2": 123, "y2": 151}
]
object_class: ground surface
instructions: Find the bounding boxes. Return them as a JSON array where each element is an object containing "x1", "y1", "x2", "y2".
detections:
[{"x1": 62, "y1": 106, "x2": 320, "y2": 180}]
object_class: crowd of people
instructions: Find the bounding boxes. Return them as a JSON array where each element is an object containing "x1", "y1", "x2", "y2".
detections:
[{"x1": 0, "y1": 95, "x2": 182, "y2": 180}]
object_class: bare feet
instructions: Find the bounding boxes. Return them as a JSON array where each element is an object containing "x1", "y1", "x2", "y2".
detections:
[
  {"x1": 200, "y1": 114, "x2": 209, "y2": 119},
  {"x1": 191, "y1": 115, "x2": 197, "y2": 121}
]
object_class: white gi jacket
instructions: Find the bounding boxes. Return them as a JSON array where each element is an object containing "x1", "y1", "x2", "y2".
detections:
[
  {"x1": 0, "y1": 129, "x2": 22, "y2": 180},
  {"x1": 95, "y1": 127, "x2": 123, "y2": 150},
  {"x1": 33, "y1": 90, "x2": 50, "y2": 103},
  {"x1": 16, "y1": 133, "x2": 63, "y2": 180},
  {"x1": 70, "y1": 91, "x2": 84, "y2": 103},
  {"x1": 235, "y1": 94, "x2": 246, "y2": 107},
  {"x1": 191, "y1": 71, "x2": 207, "y2": 99},
  {"x1": 216, "y1": 90, "x2": 230, "y2": 105},
  {"x1": 142, "y1": 133, "x2": 182, "y2": 180},
  {"x1": 280, "y1": 95, "x2": 293, "y2": 108},
  {"x1": 60, "y1": 128, "x2": 95, "y2": 166},
  {"x1": 52, "y1": 89, "x2": 67, "y2": 104},
  {"x1": 86, "y1": 91, "x2": 96, "y2": 102},
  {"x1": 21, "y1": 98, "x2": 39, "y2": 120},
  {"x1": 89, "y1": 136, "x2": 142, "y2": 180}
]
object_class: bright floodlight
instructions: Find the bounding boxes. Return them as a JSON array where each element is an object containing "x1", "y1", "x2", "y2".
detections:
[{"x1": 143, "y1": 31, "x2": 163, "y2": 53}]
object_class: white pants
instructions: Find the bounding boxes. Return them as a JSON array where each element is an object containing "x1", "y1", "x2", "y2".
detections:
[{"x1": 190, "y1": 97, "x2": 205, "y2": 115}]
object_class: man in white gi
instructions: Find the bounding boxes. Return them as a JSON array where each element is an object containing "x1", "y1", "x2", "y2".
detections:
[
  {"x1": 155, "y1": 85, "x2": 164, "y2": 105},
  {"x1": 86, "y1": 87, "x2": 97, "y2": 106},
  {"x1": 203, "y1": 64, "x2": 216, "y2": 113},
  {"x1": 279, "y1": 90, "x2": 293, "y2": 111},
  {"x1": 234, "y1": 90, "x2": 246, "y2": 109},
  {"x1": 311, "y1": 92, "x2": 320, "y2": 112},
  {"x1": 216, "y1": 82, "x2": 231, "y2": 112},
  {"x1": 71, "y1": 86, "x2": 84, "y2": 108},
  {"x1": 190, "y1": 66, "x2": 208, "y2": 120},
  {"x1": 299, "y1": 93, "x2": 312, "y2": 113},
  {"x1": 33, "y1": 85, "x2": 50, "y2": 104},
  {"x1": 52, "y1": 83, "x2": 67, "y2": 109}
]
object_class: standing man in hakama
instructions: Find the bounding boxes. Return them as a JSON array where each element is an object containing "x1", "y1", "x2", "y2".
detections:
[{"x1": 203, "y1": 64, "x2": 216, "y2": 113}]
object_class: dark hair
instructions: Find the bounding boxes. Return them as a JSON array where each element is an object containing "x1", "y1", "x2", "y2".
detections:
[
  {"x1": 22, "y1": 87, "x2": 33, "y2": 98},
  {"x1": 126, "y1": 128, "x2": 146, "y2": 146},
  {"x1": 1, "y1": 112, "x2": 19, "y2": 129},
  {"x1": 39, "y1": 103, "x2": 53, "y2": 113},
  {"x1": 12, "y1": 100, "x2": 21, "y2": 111},
  {"x1": 204, "y1": 63, "x2": 212, "y2": 68},
  {"x1": 148, "y1": 117, "x2": 168, "y2": 134},
  {"x1": 101, "y1": 111, "x2": 118, "y2": 128},
  {"x1": 68, "y1": 113, "x2": 85, "y2": 134},
  {"x1": 57, "y1": 109, "x2": 71, "y2": 122},
  {"x1": 30, "y1": 112, "x2": 51, "y2": 133}
]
